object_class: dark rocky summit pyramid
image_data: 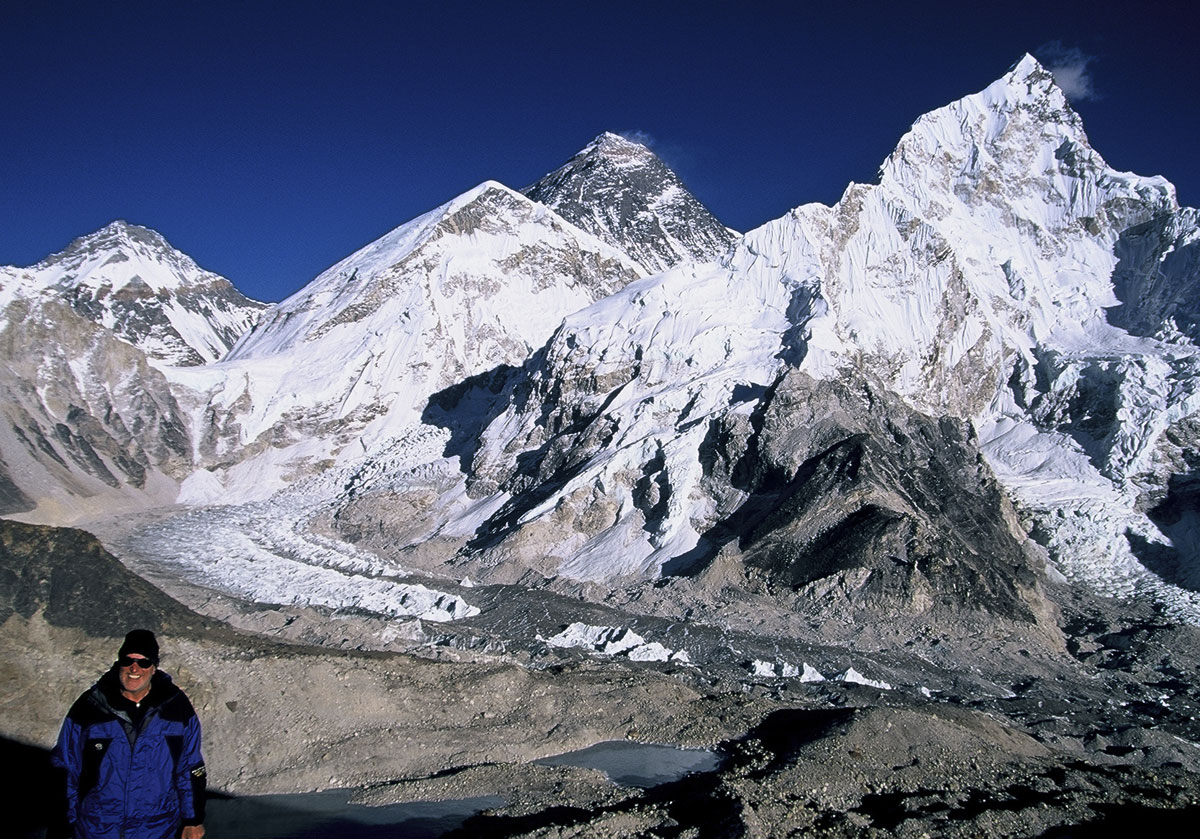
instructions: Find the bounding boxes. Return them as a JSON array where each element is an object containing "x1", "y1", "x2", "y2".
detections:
[{"x1": 523, "y1": 132, "x2": 738, "y2": 273}]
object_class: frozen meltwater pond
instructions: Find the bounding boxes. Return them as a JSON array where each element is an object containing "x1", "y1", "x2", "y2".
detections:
[
  {"x1": 536, "y1": 741, "x2": 722, "y2": 788},
  {"x1": 202, "y1": 743, "x2": 718, "y2": 838},
  {"x1": 204, "y1": 790, "x2": 504, "y2": 839}
]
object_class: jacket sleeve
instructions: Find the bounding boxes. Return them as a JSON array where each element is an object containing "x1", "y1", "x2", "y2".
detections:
[
  {"x1": 175, "y1": 711, "x2": 206, "y2": 826},
  {"x1": 51, "y1": 715, "x2": 83, "y2": 833}
]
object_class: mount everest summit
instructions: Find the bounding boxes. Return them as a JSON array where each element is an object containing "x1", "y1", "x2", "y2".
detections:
[
  {"x1": 2, "y1": 54, "x2": 1199, "y2": 635},
  {"x1": 522, "y1": 131, "x2": 738, "y2": 274}
]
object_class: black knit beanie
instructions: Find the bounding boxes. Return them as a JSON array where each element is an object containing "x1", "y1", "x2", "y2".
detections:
[{"x1": 118, "y1": 629, "x2": 159, "y2": 664}]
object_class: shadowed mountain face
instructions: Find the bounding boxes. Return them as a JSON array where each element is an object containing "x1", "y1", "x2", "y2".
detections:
[
  {"x1": 1108, "y1": 207, "x2": 1200, "y2": 341},
  {"x1": 699, "y1": 371, "x2": 1046, "y2": 621},
  {"x1": 439, "y1": 363, "x2": 1050, "y2": 626}
]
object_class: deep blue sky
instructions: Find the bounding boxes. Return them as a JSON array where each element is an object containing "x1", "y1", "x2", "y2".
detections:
[{"x1": 3, "y1": 1, "x2": 1196, "y2": 302}]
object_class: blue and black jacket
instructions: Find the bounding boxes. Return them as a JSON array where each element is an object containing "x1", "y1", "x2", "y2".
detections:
[{"x1": 53, "y1": 667, "x2": 206, "y2": 839}]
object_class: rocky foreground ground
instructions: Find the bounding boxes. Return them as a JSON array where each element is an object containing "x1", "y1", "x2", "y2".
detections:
[{"x1": 4, "y1": 518, "x2": 1200, "y2": 837}]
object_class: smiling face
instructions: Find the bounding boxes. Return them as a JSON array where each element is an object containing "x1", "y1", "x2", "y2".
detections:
[{"x1": 118, "y1": 655, "x2": 156, "y2": 701}]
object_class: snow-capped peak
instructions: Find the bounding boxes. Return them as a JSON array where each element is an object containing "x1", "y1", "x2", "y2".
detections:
[
  {"x1": 37, "y1": 220, "x2": 201, "y2": 293},
  {"x1": 4, "y1": 220, "x2": 264, "y2": 366},
  {"x1": 228, "y1": 179, "x2": 641, "y2": 362},
  {"x1": 1008, "y1": 53, "x2": 1057, "y2": 89}
]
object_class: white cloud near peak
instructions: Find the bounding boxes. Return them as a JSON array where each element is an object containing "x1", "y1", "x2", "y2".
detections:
[{"x1": 1037, "y1": 42, "x2": 1098, "y2": 102}]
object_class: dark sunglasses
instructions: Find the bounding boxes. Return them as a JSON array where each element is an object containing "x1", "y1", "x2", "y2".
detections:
[{"x1": 118, "y1": 656, "x2": 156, "y2": 669}]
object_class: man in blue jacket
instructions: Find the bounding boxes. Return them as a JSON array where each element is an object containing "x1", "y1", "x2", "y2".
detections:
[{"x1": 53, "y1": 629, "x2": 206, "y2": 839}]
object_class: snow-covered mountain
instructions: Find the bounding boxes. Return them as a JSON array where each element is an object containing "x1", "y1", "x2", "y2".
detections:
[
  {"x1": 523, "y1": 132, "x2": 738, "y2": 273},
  {"x1": 1, "y1": 221, "x2": 265, "y2": 366},
  {"x1": 421, "y1": 55, "x2": 1198, "y2": 617},
  {"x1": 3, "y1": 56, "x2": 1199, "y2": 628},
  {"x1": 227, "y1": 180, "x2": 641, "y2": 370},
  {"x1": 0, "y1": 222, "x2": 265, "y2": 519},
  {"x1": 163, "y1": 180, "x2": 648, "y2": 502},
  {"x1": 342, "y1": 55, "x2": 1199, "y2": 618}
]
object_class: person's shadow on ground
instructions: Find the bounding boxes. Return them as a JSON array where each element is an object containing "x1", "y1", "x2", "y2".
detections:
[{"x1": 2, "y1": 735, "x2": 68, "y2": 838}]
